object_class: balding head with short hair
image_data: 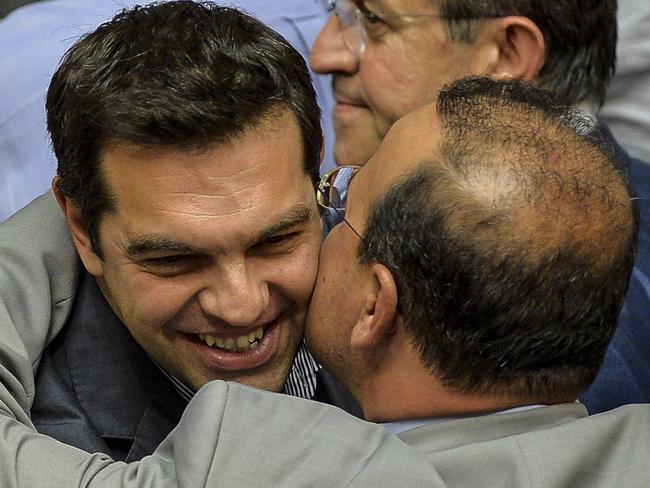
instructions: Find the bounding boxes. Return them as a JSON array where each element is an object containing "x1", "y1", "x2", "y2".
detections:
[{"x1": 359, "y1": 77, "x2": 637, "y2": 402}]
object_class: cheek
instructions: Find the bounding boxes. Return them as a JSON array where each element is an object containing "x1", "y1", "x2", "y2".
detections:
[
  {"x1": 361, "y1": 55, "x2": 422, "y2": 131},
  {"x1": 312, "y1": 234, "x2": 345, "y2": 309},
  {"x1": 116, "y1": 271, "x2": 198, "y2": 333},
  {"x1": 364, "y1": 40, "x2": 458, "y2": 122},
  {"x1": 268, "y1": 240, "x2": 321, "y2": 307},
  {"x1": 305, "y1": 257, "x2": 350, "y2": 361}
]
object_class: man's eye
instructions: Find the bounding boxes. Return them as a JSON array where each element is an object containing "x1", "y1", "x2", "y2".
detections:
[
  {"x1": 146, "y1": 255, "x2": 185, "y2": 265},
  {"x1": 358, "y1": 4, "x2": 388, "y2": 37},
  {"x1": 265, "y1": 232, "x2": 298, "y2": 246},
  {"x1": 254, "y1": 232, "x2": 301, "y2": 253},
  {"x1": 141, "y1": 255, "x2": 200, "y2": 276},
  {"x1": 359, "y1": 4, "x2": 381, "y2": 24}
]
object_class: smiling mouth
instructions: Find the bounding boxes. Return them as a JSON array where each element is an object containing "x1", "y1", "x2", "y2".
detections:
[{"x1": 198, "y1": 327, "x2": 264, "y2": 352}]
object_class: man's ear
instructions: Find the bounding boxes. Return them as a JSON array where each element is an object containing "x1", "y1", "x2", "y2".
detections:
[
  {"x1": 350, "y1": 263, "x2": 399, "y2": 351},
  {"x1": 485, "y1": 16, "x2": 545, "y2": 82},
  {"x1": 52, "y1": 176, "x2": 104, "y2": 276}
]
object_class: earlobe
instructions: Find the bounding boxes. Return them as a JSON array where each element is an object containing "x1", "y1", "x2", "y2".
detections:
[
  {"x1": 488, "y1": 16, "x2": 545, "y2": 82},
  {"x1": 350, "y1": 263, "x2": 399, "y2": 351},
  {"x1": 52, "y1": 176, "x2": 104, "y2": 276}
]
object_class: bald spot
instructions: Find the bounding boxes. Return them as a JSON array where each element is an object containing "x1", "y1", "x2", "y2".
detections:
[{"x1": 430, "y1": 100, "x2": 634, "y2": 273}]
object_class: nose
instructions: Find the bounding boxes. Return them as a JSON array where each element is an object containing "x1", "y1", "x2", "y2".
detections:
[
  {"x1": 311, "y1": 15, "x2": 359, "y2": 75},
  {"x1": 197, "y1": 261, "x2": 270, "y2": 328}
]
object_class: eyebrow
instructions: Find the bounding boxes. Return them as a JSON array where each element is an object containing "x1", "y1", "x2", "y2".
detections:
[
  {"x1": 253, "y1": 205, "x2": 314, "y2": 245},
  {"x1": 125, "y1": 236, "x2": 201, "y2": 257},
  {"x1": 125, "y1": 205, "x2": 314, "y2": 257}
]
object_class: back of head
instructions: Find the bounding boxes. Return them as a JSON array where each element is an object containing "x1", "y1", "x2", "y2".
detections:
[
  {"x1": 47, "y1": 0, "x2": 322, "y2": 251},
  {"x1": 440, "y1": 0, "x2": 617, "y2": 106},
  {"x1": 360, "y1": 77, "x2": 638, "y2": 402}
]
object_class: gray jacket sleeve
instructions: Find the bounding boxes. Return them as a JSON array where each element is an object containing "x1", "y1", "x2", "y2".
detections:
[
  {"x1": 1, "y1": 381, "x2": 444, "y2": 487},
  {"x1": 0, "y1": 192, "x2": 79, "y2": 426}
]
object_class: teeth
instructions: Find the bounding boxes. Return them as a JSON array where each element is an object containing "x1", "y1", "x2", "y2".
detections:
[{"x1": 198, "y1": 327, "x2": 266, "y2": 352}]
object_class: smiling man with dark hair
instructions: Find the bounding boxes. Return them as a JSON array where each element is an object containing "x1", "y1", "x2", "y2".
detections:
[
  {"x1": 44, "y1": 2, "x2": 324, "y2": 403},
  {"x1": 0, "y1": 2, "x2": 375, "y2": 483}
]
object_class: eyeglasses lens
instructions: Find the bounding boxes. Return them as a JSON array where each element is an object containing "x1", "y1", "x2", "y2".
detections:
[
  {"x1": 330, "y1": 0, "x2": 364, "y2": 54},
  {"x1": 325, "y1": 166, "x2": 357, "y2": 211}
]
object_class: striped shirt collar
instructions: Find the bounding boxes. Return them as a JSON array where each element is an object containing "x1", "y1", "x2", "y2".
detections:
[{"x1": 153, "y1": 342, "x2": 321, "y2": 403}]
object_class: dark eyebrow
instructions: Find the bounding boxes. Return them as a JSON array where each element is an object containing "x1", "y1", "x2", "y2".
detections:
[
  {"x1": 125, "y1": 205, "x2": 314, "y2": 256},
  {"x1": 125, "y1": 235, "x2": 202, "y2": 257},
  {"x1": 254, "y1": 205, "x2": 314, "y2": 244}
]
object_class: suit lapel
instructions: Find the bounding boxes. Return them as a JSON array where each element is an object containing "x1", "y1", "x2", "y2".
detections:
[{"x1": 63, "y1": 271, "x2": 187, "y2": 461}]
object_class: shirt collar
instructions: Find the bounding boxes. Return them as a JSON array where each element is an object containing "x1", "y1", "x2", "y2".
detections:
[
  {"x1": 150, "y1": 341, "x2": 321, "y2": 403},
  {"x1": 382, "y1": 404, "x2": 550, "y2": 434}
]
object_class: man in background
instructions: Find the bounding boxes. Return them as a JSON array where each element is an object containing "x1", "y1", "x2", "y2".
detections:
[{"x1": 601, "y1": 0, "x2": 650, "y2": 162}]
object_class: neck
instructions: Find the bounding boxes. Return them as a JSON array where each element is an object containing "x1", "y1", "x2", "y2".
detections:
[
  {"x1": 356, "y1": 342, "x2": 569, "y2": 422},
  {"x1": 360, "y1": 371, "x2": 538, "y2": 423}
]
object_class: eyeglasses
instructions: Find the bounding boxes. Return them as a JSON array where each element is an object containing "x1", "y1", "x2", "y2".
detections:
[
  {"x1": 323, "y1": 0, "x2": 499, "y2": 56},
  {"x1": 316, "y1": 164, "x2": 362, "y2": 239},
  {"x1": 322, "y1": 0, "x2": 445, "y2": 55}
]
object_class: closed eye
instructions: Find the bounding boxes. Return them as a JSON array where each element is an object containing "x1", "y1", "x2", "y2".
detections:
[
  {"x1": 359, "y1": 3, "x2": 381, "y2": 23},
  {"x1": 358, "y1": 3, "x2": 390, "y2": 38},
  {"x1": 265, "y1": 233, "x2": 299, "y2": 245},
  {"x1": 252, "y1": 232, "x2": 302, "y2": 255},
  {"x1": 141, "y1": 254, "x2": 204, "y2": 277}
]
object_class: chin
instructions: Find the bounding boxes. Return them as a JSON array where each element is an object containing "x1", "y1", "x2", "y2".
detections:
[{"x1": 333, "y1": 142, "x2": 370, "y2": 166}]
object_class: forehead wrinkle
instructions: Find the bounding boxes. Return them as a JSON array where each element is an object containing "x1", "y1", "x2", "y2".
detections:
[
  {"x1": 147, "y1": 178, "x2": 297, "y2": 218},
  {"x1": 151, "y1": 201, "x2": 265, "y2": 218},
  {"x1": 147, "y1": 165, "x2": 272, "y2": 187},
  {"x1": 139, "y1": 168, "x2": 312, "y2": 223},
  {"x1": 152, "y1": 180, "x2": 269, "y2": 200}
]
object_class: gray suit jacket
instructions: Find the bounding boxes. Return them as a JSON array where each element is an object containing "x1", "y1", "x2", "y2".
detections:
[{"x1": 400, "y1": 403, "x2": 650, "y2": 487}]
